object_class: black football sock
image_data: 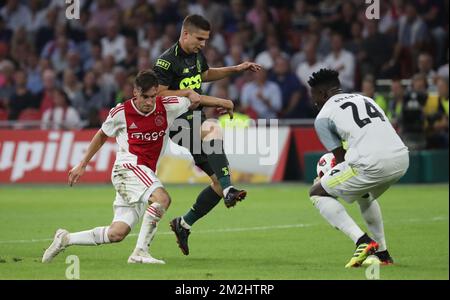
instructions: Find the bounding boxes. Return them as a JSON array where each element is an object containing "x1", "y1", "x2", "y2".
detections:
[
  {"x1": 356, "y1": 233, "x2": 372, "y2": 245},
  {"x1": 203, "y1": 139, "x2": 232, "y2": 190},
  {"x1": 182, "y1": 186, "x2": 222, "y2": 226}
]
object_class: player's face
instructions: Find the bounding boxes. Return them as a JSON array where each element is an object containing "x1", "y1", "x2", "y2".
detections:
[
  {"x1": 134, "y1": 86, "x2": 158, "y2": 113},
  {"x1": 184, "y1": 29, "x2": 210, "y2": 53},
  {"x1": 311, "y1": 87, "x2": 326, "y2": 110}
]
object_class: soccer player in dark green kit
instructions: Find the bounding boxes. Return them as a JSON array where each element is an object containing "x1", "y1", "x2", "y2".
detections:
[{"x1": 154, "y1": 15, "x2": 261, "y2": 255}]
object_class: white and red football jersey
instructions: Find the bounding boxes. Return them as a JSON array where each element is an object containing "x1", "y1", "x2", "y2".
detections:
[{"x1": 101, "y1": 96, "x2": 190, "y2": 172}]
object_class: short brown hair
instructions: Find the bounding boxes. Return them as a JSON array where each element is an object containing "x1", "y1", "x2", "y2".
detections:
[
  {"x1": 182, "y1": 14, "x2": 211, "y2": 32},
  {"x1": 134, "y1": 70, "x2": 158, "y2": 92}
]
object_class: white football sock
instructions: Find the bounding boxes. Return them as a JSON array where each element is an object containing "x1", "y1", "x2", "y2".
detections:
[
  {"x1": 358, "y1": 199, "x2": 387, "y2": 251},
  {"x1": 135, "y1": 202, "x2": 165, "y2": 252},
  {"x1": 67, "y1": 226, "x2": 110, "y2": 246},
  {"x1": 310, "y1": 196, "x2": 364, "y2": 243}
]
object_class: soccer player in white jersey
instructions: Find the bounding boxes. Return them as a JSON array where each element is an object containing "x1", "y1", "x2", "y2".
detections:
[
  {"x1": 42, "y1": 70, "x2": 234, "y2": 264},
  {"x1": 307, "y1": 69, "x2": 409, "y2": 268}
]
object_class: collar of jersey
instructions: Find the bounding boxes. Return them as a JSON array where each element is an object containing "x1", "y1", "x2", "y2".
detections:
[
  {"x1": 131, "y1": 97, "x2": 157, "y2": 117},
  {"x1": 176, "y1": 41, "x2": 191, "y2": 57}
]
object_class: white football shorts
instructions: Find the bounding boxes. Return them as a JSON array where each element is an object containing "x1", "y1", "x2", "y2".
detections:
[
  {"x1": 110, "y1": 163, "x2": 164, "y2": 228},
  {"x1": 321, "y1": 153, "x2": 409, "y2": 203}
]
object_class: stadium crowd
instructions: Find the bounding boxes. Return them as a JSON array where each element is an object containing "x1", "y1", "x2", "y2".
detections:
[{"x1": 0, "y1": 0, "x2": 448, "y2": 149}]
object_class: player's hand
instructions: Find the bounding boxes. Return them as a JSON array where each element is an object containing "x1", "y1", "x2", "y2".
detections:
[
  {"x1": 68, "y1": 163, "x2": 86, "y2": 187},
  {"x1": 237, "y1": 62, "x2": 262, "y2": 73},
  {"x1": 187, "y1": 90, "x2": 201, "y2": 110},
  {"x1": 222, "y1": 100, "x2": 234, "y2": 119}
]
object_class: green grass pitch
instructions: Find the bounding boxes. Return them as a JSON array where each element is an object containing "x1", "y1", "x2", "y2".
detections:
[{"x1": 0, "y1": 184, "x2": 448, "y2": 280}]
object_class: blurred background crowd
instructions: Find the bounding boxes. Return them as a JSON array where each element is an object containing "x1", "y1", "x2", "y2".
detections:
[{"x1": 0, "y1": 0, "x2": 448, "y2": 150}]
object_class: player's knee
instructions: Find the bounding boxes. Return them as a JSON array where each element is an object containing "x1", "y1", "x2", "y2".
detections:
[
  {"x1": 108, "y1": 229, "x2": 128, "y2": 243},
  {"x1": 159, "y1": 193, "x2": 171, "y2": 208}
]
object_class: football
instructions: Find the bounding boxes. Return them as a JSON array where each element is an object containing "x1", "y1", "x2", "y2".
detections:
[{"x1": 316, "y1": 153, "x2": 337, "y2": 178}]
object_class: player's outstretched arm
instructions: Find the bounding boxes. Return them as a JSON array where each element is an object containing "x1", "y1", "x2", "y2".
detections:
[
  {"x1": 201, "y1": 62, "x2": 262, "y2": 82},
  {"x1": 68, "y1": 129, "x2": 109, "y2": 187},
  {"x1": 198, "y1": 95, "x2": 234, "y2": 119},
  {"x1": 157, "y1": 85, "x2": 201, "y2": 109}
]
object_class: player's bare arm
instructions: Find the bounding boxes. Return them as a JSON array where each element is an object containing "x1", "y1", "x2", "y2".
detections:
[
  {"x1": 201, "y1": 62, "x2": 262, "y2": 82},
  {"x1": 68, "y1": 129, "x2": 109, "y2": 187},
  {"x1": 331, "y1": 146, "x2": 346, "y2": 164},
  {"x1": 157, "y1": 84, "x2": 201, "y2": 109},
  {"x1": 198, "y1": 95, "x2": 234, "y2": 119}
]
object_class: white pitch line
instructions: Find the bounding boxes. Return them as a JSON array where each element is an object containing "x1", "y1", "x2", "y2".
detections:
[
  {"x1": 0, "y1": 216, "x2": 447, "y2": 245},
  {"x1": 0, "y1": 223, "x2": 313, "y2": 244}
]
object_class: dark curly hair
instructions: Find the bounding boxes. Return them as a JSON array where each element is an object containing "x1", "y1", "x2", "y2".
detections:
[{"x1": 307, "y1": 68, "x2": 341, "y2": 89}]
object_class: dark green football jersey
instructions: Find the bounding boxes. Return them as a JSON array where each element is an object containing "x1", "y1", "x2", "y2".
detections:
[{"x1": 153, "y1": 42, "x2": 209, "y2": 104}]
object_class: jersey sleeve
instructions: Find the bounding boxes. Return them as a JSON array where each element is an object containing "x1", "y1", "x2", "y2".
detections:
[
  {"x1": 314, "y1": 117, "x2": 342, "y2": 151},
  {"x1": 153, "y1": 54, "x2": 174, "y2": 87},
  {"x1": 101, "y1": 105, "x2": 124, "y2": 137},
  {"x1": 163, "y1": 96, "x2": 191, "y2": 124}
]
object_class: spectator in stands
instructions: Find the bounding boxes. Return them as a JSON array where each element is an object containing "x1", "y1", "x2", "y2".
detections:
[
  {"x1": 37, "y1": 68, "x2": 58, "y2": 113},
  {"x1": 34, "y1": 6, "x2": 58, "y2": 54},
  {"x1": 255, "y1": 36, "x2": 287, "y2": 71},
  {"x1": 225, "y1": 43, "x2": 250, "y2": 71},
  {"x1": 270, "y1": 55, "x2": 311, "y2": 118},
  {"x1": 386, "y1": 79, "x2": 405, "y2": 126},
  {"x1": 425, "y1": 76, "x2": 449, "y2": 149},
  {"x1": 362, "y1": 75, "x2": 388, "y2": 113},
  {"x1": 360, "y1": 20, "x2": 395, "y2": 79},
  {"x1": 400, "y1": 73, "x2": 429, "y2": 150},
  {"x1": 290, "y1": 0, "x2": 313, "y2": 31},
  {"x1": 8, "y1": 69, "x2": 38, "y2": 120},
  {"x1": 41, "y1": 88, "x2": 81, "y2": 130},
  {"x1": 391, "y1": 2, "x2": 428, "y2": 77},
  {"x1": 41, "y1": 33, "x2": 77, "y2": 75},
  {"x1": 246, "y1": 0, "x2": 278, "y2": 33},
  {"x1": 25, "y1": 52, "x2": 43, "y2": 95},
  {"x1": 101, "y1": 21, "x2": 127, "y2": 64},
  {"x1": 87, "y1": 0, "x2": 120, "y2": 34},
  {"x1": 241, "y1": 66, "x2": 282, "y2": 119},
  {"x1": 72, "y1": 71, "x2": 110, "y2": 121},
  {"x1": 27, "y1": 0, "x2": 48, "y2": 34},
  {"x1": 83, "y1": 41, "x2": 102, "y2": 73},
  {"x1": 296, "y1": 41, "x2": 326, "y2": 92},
  {"x1": 324, "y1": 32, "x2": 355, "y2": 91},
  {"x1": 417, "y1": 52, "x2": 436, "y2": 84},
  {"x1": 223, "y1": 0, "x2": 246, "y2": 34},
  {"x1": 0, "y1": 0, "x2": 31, "y2": 31},
  {"x1": 62, "y1": 69, "x2": 81, "y2": 104},
  {"x1": 414, "y1": 0, "x2": 448, "y2": 67}
]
